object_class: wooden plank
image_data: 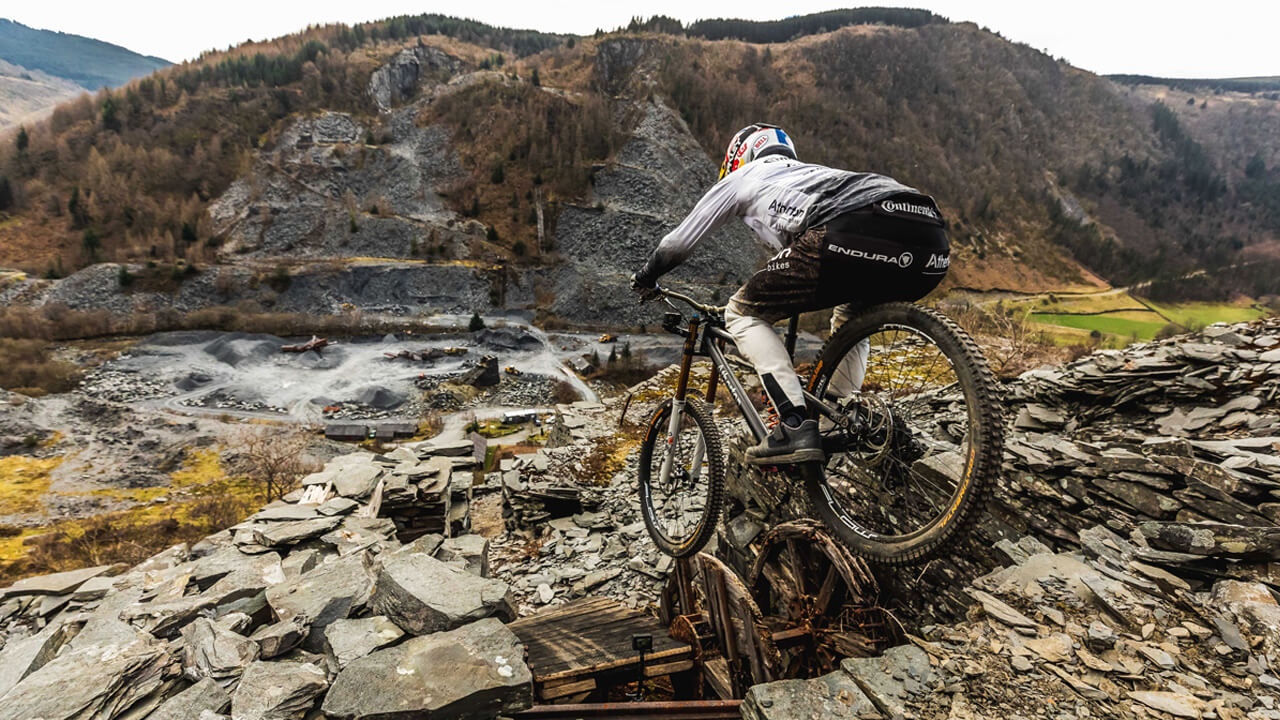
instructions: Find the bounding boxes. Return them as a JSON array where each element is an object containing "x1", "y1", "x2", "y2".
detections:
[
  {"x1": 539, "y1": 678, "x2": 596, "y2": 700},
  {"x1": 711, "y1": 569, "x2": 740, "y2": 698},
  {"x1": 511, "y1": 596, "x2": 693, "y2": 683},
  {"x1": 644, "y1": 659, "x2": 694, "y2": 677},
  {"x1": 519, "y1": 624, "x2": 687, "y2": 664},
  {"x1": 536, "y1": 645, "x2": 693, "y2": 682},
  {"x1": 703, "y1": 657, "x2": 733, "y2": 701},
  {"x1": 814, "y1": 564, "x2": 839, "y2": 617},
  {"x1": 736, "y1": 596, "x2": 766, "y2": 684},
  {"x1": 508, "y1": 598, "x2": 617, "y2": 628}
]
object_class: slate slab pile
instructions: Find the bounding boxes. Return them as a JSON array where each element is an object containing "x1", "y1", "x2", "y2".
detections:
[
  {"x1": 294, "y1": 438, "x2": 478, "y2": 543},
  {"x1": 745, "y1": 523, "x2": 1280, "y2": 720},
  {"x1": 0, "y1": 439, "x2": 524, "y2": 720}
]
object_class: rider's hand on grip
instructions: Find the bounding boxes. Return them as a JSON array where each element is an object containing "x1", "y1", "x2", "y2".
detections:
[{"x1": 630, "y1": 272, "x2": 660, "y2": 302}]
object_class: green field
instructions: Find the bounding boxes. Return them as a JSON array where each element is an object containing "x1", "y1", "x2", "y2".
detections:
[
  {"x1": 1143, "y1": 301, "x2": 1266, "y2": 328},
  {"x1": 1026, "y1": 294, "x2": 1271, "y2": 344},
  {"x1": 1028, "y1": 313, "x2": 1168, "y2": 341}
]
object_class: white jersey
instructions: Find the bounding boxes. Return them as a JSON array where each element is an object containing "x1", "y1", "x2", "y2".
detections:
[{"x1": 642, "y1": 156, "x2": 916, "y2": 279}]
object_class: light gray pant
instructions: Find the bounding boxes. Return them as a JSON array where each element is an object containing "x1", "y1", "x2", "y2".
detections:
[{"x1": 724, "y1": 300, "x2": 869, "y2": 411}]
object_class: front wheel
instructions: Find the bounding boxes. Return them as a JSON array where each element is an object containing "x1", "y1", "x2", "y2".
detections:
[
  {"x1": 638, "y1": 397, "x2": 725, "y2": 558},
  {"x1": 803, "y1": 302, "x2": 1003, "y2": 566}
]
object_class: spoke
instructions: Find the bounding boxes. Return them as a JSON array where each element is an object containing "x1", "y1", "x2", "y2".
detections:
[
  {"x1": 815, "y1": 320, "x2": 979, "y2": 539},
  {"x1": 825, "y1": 464, "x2": 883, "y2": 495},
  {"x1": 892, "y1": 456, "x2": 953, "y2": 500}
]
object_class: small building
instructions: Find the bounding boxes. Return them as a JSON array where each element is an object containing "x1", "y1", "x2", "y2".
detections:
[
  {"x1": 379, "y1": 423, "x2": 418, "y2": 438},
  {"x1": 325, "y1": 424, "x2": 369, "y2": 442},
  {"x1": 502, "y1": 410, "x2": 543, "y2": 425}
]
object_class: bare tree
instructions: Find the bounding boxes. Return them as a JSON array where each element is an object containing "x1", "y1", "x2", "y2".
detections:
[{"x1": 231, "y1": 426, "x2": 317, "y2": 501}]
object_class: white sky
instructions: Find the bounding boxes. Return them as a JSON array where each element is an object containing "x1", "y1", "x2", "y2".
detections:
[{"x1": 5, "y1": 1, "x2": 1278, "y2": 79}]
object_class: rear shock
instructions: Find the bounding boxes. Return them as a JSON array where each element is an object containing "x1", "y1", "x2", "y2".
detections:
[{"x1": 761, "y1": 391, "x2": 779, "y2": 429}]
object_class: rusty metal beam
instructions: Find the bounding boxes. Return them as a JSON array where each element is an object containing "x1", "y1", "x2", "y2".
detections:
[{"x1": 511, "y1": 700, "x2": 742, "y2": 720}]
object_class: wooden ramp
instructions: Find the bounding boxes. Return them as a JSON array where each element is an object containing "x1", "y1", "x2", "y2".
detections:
[{"x1": 509, "y1": 597, "x2": 695, "y2": 703}]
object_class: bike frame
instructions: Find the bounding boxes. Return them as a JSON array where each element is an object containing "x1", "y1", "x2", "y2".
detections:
[{"x1": 653, "y1": 288, "x2": 843, "y2": 486}]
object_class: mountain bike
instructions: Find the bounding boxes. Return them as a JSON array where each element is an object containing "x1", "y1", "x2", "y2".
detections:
[{"x1": 635, "y1": 286, "x2": 1003, "y2": 566}]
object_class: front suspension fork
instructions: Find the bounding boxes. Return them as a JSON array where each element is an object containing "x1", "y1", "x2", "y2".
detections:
[{"x1": 659, "y1": 316, "x2": 704, "y2": 488}]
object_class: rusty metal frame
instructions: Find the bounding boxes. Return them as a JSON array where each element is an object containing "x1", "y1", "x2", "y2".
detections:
[{"x1": 511, "y1": 700, "x2": 742, "y2": 719}]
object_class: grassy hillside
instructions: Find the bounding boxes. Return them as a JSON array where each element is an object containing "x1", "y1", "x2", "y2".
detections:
[
  {"x1": 0, "y1": 18, "x2": 169, "y2": 90},
  {"x1": 0, "y1": 10, "x2": 1277, "y2": 302},
  {"x1": 0, "y1": 59, "x2": 82, "y2": 130}
]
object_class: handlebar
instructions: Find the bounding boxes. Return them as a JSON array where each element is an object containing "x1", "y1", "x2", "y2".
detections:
[{"x1": 648, "y1": 285, "x2": 721, "y2": 317}]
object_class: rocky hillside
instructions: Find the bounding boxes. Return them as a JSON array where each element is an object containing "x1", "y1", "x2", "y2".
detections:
[{"x1": 1, "y1": 11, "x2": 1278, "y2": 328}]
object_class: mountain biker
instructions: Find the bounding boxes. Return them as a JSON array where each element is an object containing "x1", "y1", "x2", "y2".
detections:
[{"x1": 632, "y1": 123, "x2": 949, "y2": 466}]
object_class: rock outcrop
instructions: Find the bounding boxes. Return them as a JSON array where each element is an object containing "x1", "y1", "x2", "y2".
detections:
[{"x1": 368, "y1": 45, "x2": 466, "y2": 111}]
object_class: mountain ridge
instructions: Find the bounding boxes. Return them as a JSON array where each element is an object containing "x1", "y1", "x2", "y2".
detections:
[
  {"x1": 0, "y1": 18, "x2": 170, "y2": 90},
  {"x1": 0, "y1": 10, "x2": 1277, "y2": 327}
]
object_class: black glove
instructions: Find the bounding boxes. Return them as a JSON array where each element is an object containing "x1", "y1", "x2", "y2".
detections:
[{"x1": 630, "y1": 272, "x2": 660, "y2": 302}]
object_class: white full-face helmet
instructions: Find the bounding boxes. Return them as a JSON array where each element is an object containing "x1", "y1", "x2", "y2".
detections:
[{"x1": 718, "y1": 123, "x2": 798, "y2": 180}]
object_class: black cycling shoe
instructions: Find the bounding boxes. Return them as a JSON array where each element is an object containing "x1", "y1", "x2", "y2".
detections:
[{"x1": 746, "y1": 419, "x2": 825, "y2": 466}]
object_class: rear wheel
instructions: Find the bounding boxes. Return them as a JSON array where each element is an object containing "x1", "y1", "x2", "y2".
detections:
[
  {"x1": 638, "y1": 398, "x2": 725, "y2": 557},
  {"x1": 801, "y1": 302, "x2": 1002, "y2": 566}
]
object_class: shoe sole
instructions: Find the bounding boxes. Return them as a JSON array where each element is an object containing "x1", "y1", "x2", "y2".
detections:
[{"x1": 745, "y1": 448, "x2": 825, "y2": 466}]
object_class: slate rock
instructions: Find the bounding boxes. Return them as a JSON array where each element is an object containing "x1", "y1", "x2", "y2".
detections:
[
  {"x1": 0, "y1": 564, "x2": 115, "y2": 598},
  {"x1": 323, "y1": 616, "x2": 406, "y2": 669},
  {"x1": 1139, "y1": 521, "x2": 1280, "y2": 557},
  {"x1": 148, "y1": 677, "x2": 233, "y2": 720},
  {"x1": 436, "y1": 534, "x2": 490, "y2": 577},
  {"x1": 370, "y1": 549, "x2": 514, "y2": 635},
  {"x1": 280, "y1": 548, "x2": 324, "y2": 579},
  {"x1": 335, "y1": 464, "x2": 383, "y2": 499},
  {"x1": 250, "y1": 516, "x2": 343, "y2": 548},
  {"x1": 742, "y1": 672, "x2": 876, "y2": 720},
  {"x1": 317, "y1": 497, "x2": 359, "y2": 516},
  {"x1": 71, "y1": 574, "x2": 118, "y2": 601},
  {"x1": 968, "y1": 589, "x2": 1036, "y2": 628},
  {"x1": 0, "y1": 636, "x2": 169, "y2": 720},
  {"x1": 1128, "y1": 691, "x2": 1206, "y2": 718},
  {"x1": 182, "y1": 616, "x2": 261, "y2": 685},
  {"x1": 123, "y1": 593, "x2": 217, "y2": 637},
  {"x1": 840, "y1": 645, "x2": 933, "y2": 718},
  {"x1": 251, "y1": 504, "x2": 321, "y2": 522},
  {"x1": 0, "y1": 620, "x2": 79, "y2": 697},
  {"x1": 321, "y1": 617, "x2": 532, "y2": 719},
  {"x1": 250, "y1": 616, "x2": 309, "y2": 659},
  {"x1": 230, "y1": 661, "x2": 328, "y2": 720},
  {"x1": 1024, "y1": 633, "x2": 1075, "y2": 663},
  {"x1": 320, "y1": 518, "x2": 398, "y2": 556},
  {"x1": 266, "y1": 552, "x2": 375, "y2": 650}
]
